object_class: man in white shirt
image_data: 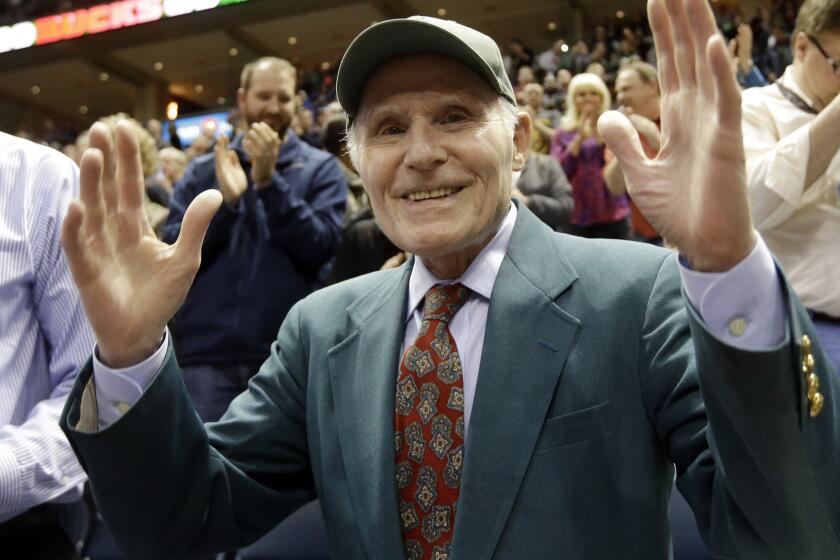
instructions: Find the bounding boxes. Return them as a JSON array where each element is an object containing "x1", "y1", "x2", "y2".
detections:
[
  {"x1": 742, "y1": 0, "x2": 840, "y2": 371},
  {"x1": 0, "y1": 133, "x2": 94, "y2": 557}
]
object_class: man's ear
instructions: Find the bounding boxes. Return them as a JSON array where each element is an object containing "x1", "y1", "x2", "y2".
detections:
[
  {"x1": 236, "y1": 88, "x2": 247, "y2": 112},
  {"x1": 512, "y1": 111, "x2": 531, "y2": 172},
  {"x1": 793, "y1": 31, "x2": 809, "y2": 62}
]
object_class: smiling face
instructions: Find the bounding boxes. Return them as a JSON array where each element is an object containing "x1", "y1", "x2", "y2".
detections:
[
  {"x1": 573, "y1": 85, "x2": 603, "y2": 116},
  {"x1": 615, "y1": 68, "x2": 660, "y2": 119},
  {"x1": 238, "y1": 63, "x2": 296, "y2": 136},
  {"x1": 351, "y1": 54, "x2": 529, "y2": 277}
]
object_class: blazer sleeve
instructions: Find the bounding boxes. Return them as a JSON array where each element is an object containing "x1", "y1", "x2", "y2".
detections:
[
  {"x1": 60, "y1": 303, "x2": 317, "y2": 559},
  {"x1": 640, "y1": 256, "x2": 840, "y2": 559}
]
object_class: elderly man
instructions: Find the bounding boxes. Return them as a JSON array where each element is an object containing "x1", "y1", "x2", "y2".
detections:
[
  {"x1": 60, "y1": 2, "x2": 838, "y2": 560},
  {"x1": 742, "y1": 0, "x2": 840, "y2": 373}
]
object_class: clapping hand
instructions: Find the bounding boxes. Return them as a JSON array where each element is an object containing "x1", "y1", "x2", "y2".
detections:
[
  {"x1": 243, "y1": 122, "x2": 281, "y2": 187},
  {"x1": 214, "y1": 134, "x2": 247, "y2": 206},
  {"x1": 599, "y1": 0, "x2": 755, "y2": 272},
  {"x1": 579, "y1": 108, "x2": 597, "y2": 139},
  {"x1": 61, "y1": 121, "x2": 222, "y2": 367}
]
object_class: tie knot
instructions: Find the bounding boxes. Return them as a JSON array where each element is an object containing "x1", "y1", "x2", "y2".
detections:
[{"x1": 422, "y1": 283, "x2": 471, "y2": 325}]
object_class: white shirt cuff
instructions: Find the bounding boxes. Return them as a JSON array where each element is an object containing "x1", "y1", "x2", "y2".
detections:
[
  {"x1": 679, "y1": 234, "x2": 786, "y2": 351},
  {"x1": 92, "y1": 330, "x2": 169, "y2": 428}
]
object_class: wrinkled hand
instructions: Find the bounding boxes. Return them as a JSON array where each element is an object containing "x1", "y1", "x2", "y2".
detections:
[
  {"x1": 243, "y1": 122, "x2": 281, "y2": 187},
  {"x1": 61, "y1": 122, "x2": 222, "y2": 368},
  {"x1": 598, "y1": 0, "x2": 756, "y2": 272},
  {"x1": 214, "y1": 134, "x2": 247, "y2": 206}
]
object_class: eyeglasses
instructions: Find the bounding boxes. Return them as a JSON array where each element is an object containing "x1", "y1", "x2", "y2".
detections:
[{"x1": 807, "y1": 34, "x2": 840, "y2": 76}]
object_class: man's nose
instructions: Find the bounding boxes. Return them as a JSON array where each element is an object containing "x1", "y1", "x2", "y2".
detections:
[
  {"x1": 266, "y1": 98, "x2": 281, "y2": 113},
  {"x1": 403, "y1": 122, "x2": 448, "y2": 170}
]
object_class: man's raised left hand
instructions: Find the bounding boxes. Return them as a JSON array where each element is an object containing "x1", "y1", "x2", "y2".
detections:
[{"x1": 599, "y1": 0, "x2": 756, "y2": 272}]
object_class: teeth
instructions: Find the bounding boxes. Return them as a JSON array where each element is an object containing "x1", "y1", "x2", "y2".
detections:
[{"x1": 408, "y1": 187, "x2": 458, "y2": 201}]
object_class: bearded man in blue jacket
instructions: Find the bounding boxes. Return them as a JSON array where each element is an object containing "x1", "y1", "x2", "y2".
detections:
[{"x1": 163, "y1": 56, "x2": 347, "y2": 421}]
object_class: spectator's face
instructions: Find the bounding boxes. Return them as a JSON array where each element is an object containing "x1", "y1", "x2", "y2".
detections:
[
  {"x1": 573, "y1": 85, "x2": 603, "y2": 115},
  {"x1": 353, "y1": 54, "x2": 528, "y2": 262},
  {"x1": 585, "y1": 63, "x2": 606, "y2": 79},
  {"x1": 298, "y1": 109, "x2": 314, "y2": 130},
  {"x1": 615, "y1": 69, "x2": 658, "y2": 114},
  {"x1": 147, "y1": 119, "x2": 162, "y2": 139},
  {"x1": 160, "y1": 152, "x2": 187, "y2": 184},
  {"x1": 518, "y1": 66, "x2": 535, "y2": 85},
  {"x1": 557, "y1": 69, "x2": 572, "y2": 88},
  {"x1": 239, "y1": 66, "x2": 295, "y2": 135},
  {"x1": 523, "y1": 85, "x2": 544, "y2": 108},
  {"x1": 798, "y1": 30, "x2": 840, "y2": 107}
]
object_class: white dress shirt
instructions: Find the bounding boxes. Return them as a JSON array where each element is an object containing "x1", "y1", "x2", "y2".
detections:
[
  {"x1": 0, "y1": 133, "x2": 95, "y2": 521},
  {"x1": 741, "y1": 66, "x2": 840, "y2": 316},
  {"x1": 91, "y1": 203, "x2": 786, "y2": 434}
]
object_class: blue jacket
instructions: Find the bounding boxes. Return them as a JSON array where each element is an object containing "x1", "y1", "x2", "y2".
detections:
[{"x1": 163, "y1": 131, "x2": 347, "y2": 368}]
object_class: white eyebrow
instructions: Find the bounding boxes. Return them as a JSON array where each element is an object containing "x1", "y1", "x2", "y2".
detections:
[{"x1": 361, "y1": 92, "x2": 489, "y2": 127}]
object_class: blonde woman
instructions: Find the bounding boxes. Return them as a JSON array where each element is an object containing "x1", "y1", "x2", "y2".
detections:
[{"x1": 551, "y1": 73, "x2": 630, "y2": 238}]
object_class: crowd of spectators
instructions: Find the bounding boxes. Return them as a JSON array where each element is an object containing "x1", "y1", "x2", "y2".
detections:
[{"x1": 11, "y1": 1, "x2": 806, "y2": 249}]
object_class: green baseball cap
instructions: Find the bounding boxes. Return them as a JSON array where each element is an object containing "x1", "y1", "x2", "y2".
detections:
[{"x1": 336, "y1": 16, "x2": 516, "y2": 124}]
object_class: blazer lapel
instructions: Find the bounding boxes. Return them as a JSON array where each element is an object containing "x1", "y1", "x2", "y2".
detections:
[
  {"x1": 450, "y1": 204, "x2": 581, "y2": 559},
  {"x1": 327, "y1": 265, "x2": 412, "y2": 560}
]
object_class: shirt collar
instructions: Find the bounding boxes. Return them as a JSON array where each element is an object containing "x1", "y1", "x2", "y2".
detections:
[
  {"x1": 781, "y1": 65, "x2": 817, "y2": 109},
  {"x1": 406, "y1": 203, "x2": 518, "y2": 321}
]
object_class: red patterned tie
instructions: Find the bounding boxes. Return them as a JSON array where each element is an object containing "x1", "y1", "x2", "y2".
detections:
[{"x1": 395, "y1": 283, "x2": 471, "y2": 560}]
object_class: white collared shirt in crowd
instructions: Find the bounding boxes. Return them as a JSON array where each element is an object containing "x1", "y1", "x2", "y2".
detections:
[
  {"x1": 0, "y1": 132, "x2": 95, "y2": 521},
  {"x1": 741, "y1": 65, "x2": 840, "y2": 317}
]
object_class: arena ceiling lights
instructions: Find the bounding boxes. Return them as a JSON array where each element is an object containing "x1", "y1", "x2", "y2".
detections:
[{"x1": 0, "y1": 0, "x2": 250, "y2": 54}]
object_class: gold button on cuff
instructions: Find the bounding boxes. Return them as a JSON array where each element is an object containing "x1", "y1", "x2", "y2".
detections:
[
  {"x1": 801, "y1": 334, "x2": 812, "y2": 354},
  {"x1": 803, "y1": 354, "x2": 815, "y2": 374},
  {"x1": 810, "y1": 392, "x2": 824, "y2": 418},
  {"x1": 116, "y1": 402, "x2": 131, "y2": 415},
  {"x1": 728, "y1": 318, "x2": 747, "y2": 337}
]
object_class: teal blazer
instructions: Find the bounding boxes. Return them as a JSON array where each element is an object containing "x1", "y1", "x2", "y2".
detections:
[{"x1": 61, "y1": 203, "x2": 840, "y2": 559}]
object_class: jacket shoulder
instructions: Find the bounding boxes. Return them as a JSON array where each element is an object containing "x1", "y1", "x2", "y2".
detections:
[
  {"x1": 556, "y1": 234, "x2": 671, "y2": 274},
  {"x1": 552, "y1": 233, "x2": 678, "y2": 301}
]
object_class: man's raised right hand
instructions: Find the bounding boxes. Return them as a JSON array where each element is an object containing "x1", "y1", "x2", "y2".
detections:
[{"x1": 61, "y1": 121, "x2": 222, "y2": 368}]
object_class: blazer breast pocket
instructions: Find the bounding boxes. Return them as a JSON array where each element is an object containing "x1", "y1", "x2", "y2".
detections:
[{"x1": 535, "y1": 401, "x2": 614, "y2": 451}]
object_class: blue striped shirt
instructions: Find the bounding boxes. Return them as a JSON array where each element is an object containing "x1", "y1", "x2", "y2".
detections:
[{"x1": 0, "y1": 132, "x2": 95, "y2": 522}]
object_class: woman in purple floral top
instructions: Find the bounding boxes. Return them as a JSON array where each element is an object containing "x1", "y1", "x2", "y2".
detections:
[{"x1": 551, "y1": 73, "x2": 630, "y2": 239}]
